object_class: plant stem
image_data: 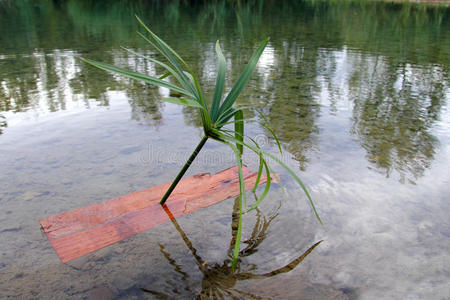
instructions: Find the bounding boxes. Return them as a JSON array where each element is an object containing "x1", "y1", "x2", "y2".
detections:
[{"x1": 160, "y1": 136, "x2": 208, "y2": 205}]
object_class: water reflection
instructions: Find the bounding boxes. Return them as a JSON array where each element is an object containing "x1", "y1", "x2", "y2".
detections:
[
  {"x1": 0, "y1": 0, "x2": 448, "y2": 170},
  {"x1": 349, "y1": 59, "x2": 444, "y2": 183},
  {"x1": 0, "y1": 54, "x2": 40, "y2": 113},
  {"x1": 258, "y1": 42, "x2": 322, "y2": 171},
  {"x1": 127, "y1": 85, "x2": 164, "y2": 127},
  {"x1": 141, "y1": 198, "x2": 321, "y2": 299},
  {"x1": 0, "y1": 114, "x2": 6, "y2": 134}
]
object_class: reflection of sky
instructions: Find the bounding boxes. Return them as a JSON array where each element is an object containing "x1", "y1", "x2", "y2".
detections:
[
  {"x1": 315, "y1": 47, "x2": 353, "y2": 110},
  {"x1": 200, "y1": 42, "x2": 218, "y2": 85},
  {"x1": 266, "y1": 105, "x2": 450, "y2": 298},
  {"x1": 256, "y1": 43, "x2": 276, "y2": 90}
]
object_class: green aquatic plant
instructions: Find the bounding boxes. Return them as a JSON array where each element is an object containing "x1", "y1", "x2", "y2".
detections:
[{"x1": 82, "y1": 15, "x2": 321, "y2": 269}]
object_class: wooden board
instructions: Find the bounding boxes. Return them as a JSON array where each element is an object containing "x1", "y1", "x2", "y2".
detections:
[{"x1": 40, "y1": 166, "x2": 266, "y2": 263}]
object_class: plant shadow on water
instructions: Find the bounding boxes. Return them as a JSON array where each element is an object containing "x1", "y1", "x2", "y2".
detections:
[{"x1": 138, "y1": 197, "x2": 321, "y2": 299}]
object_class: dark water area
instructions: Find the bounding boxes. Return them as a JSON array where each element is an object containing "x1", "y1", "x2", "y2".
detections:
[{"x1": 0, "y1": 0, "x2": 449, "y2": 299}]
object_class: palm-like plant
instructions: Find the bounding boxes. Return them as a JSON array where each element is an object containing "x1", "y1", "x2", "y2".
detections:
[{"x1": 82, "y1": 15, "x2": 321, "y2": 269}]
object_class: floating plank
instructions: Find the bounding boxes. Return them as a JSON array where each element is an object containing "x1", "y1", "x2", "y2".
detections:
[{"x1": 40, "y1": 166, "x2": 266, "y2": 263}]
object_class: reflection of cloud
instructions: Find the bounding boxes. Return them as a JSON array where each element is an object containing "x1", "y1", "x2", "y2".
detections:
[{"x1": 306, "y1": 157, "x2": 450, "y2": 298}]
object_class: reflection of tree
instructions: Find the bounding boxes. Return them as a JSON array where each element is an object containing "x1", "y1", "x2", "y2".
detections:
[
  {"x1": 0, "y1": 0, "x2": 448, "y2": 170},
  {"x1": 141, "y1": 198, "x2": 321, "y2": 299},
  {"x1": 1, "y1": 0, "x2": 447, "y2": 116},
  {"x1": 237, "y1": 41, "x2": 322, "y2": 172},
  {"x1": 0, "y1": 114, "x2": 6, "y2": 135},
  {"x1": 0, "y1": 56, "x2": 39, "y2": 112},
  {"x1": 268, "y1": 45, "x2": 321, "y2": 172},
  {"x1": 349, "y1": 57, "x2": 443, "y2": 183},
  {"x1": 69, "y1": 54, "x2": 126, "y2": 105},
  {"x1": 126, "y1": 85, "x2": 163, "y2": 127}
]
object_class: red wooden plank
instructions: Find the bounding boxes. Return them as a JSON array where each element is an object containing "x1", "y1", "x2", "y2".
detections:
[
  {"x1": 49, "y1": 200, "x2": 187, "y2": 263},
  {"x1": 40, "y1": 166, "x2": 267, "y2": 263},
  {"x1": 40, "y1": 166, "x2": 253, "y2": 240}
]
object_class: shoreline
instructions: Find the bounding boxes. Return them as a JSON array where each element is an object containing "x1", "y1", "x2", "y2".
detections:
[{"x1": 375, "y1": 0, "x2": 449, "y2": 4}]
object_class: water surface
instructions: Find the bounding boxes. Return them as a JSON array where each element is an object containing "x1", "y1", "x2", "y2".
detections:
[{"x1": 0, "y1": 0, "x2": 449, "y2": 299}]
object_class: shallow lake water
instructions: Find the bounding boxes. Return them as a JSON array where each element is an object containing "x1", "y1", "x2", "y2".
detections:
[{"x1": 1, "y1": 0, "x2": 449, "y2": 299}]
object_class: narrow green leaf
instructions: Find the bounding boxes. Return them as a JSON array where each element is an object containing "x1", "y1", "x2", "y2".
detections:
[
  {"x1": 121, "y1": 46, "x2": 198, "y2": 102},
  {"x1": 162, "y1": 97, "x2": 206, "y2": 110},
  {"x1": 81, "y1": 58, "x2": 194, "y2": 98},
  {"x1": 232, "y1": 195, "x2": 243, "y2": 271},
  {"x1": 135, "y1": 19, "x2": 200, "y2": 105},
  {"x1": 215, "y1": 131, "x2": 270, "y2": 210},
  {"x1": 247, "y1": 137, "x2": 266, "y2": 190},
  {"x1": 238, "y1": 136, "x2": 271, "y2": 213},
  {"x1": 182, "y1": 71, "x2": 195, "y2": 86},
  {"x1": 211, "y1": 41, "x2": 226, "y2": 121},
  {"x1": 136, "y1": 31, "x2": 160, "y2": 55},
  {"x1": 217, "y1": 132, "x2": 322, "y2": 224},
  {"x1": 139, "y1": 20, "x2": 207, "y2": 111},
  {"x1": 159, "y1": 72, "x2": 171, "y2": 80},
  {"x1": 121, "y1": 47, "x2": 178, "y2": 80},
  {"x1": 255, "y1": 109, "x2": 282, "y2": 154},
  {"x1": 235, "y1": 110, "x2": 244, "y2": 155},
  {"x1": 246, "y1": 158, "x2": 271, "y2": 213},
  {"x1": 216, "y1": 38, "x2": 269, "y2": 120},
  {"x1": 189, "y1": 71, "x2": 208, "y2": 111},
  {"x1": 136, "y1": 15, "x2": 190, "y2": 70},
  {"x1": 220, "y1": 141, "x2": 246, "y2": 270},
  {"x1": 253, "y1": 153, "x2": 264, "y2": 193},
  {"x1": 216, "y1": 107, "x2": 238, "y2": 128},
  {"x1": 181, "y1": 71, "x2": 207, "y2": 109},
  {"x1": 136, "y1": 16, "x2": 195, "y2": 91},
  {"x1": 136, "y1": 31, "x2": 189, "y2": 86}
]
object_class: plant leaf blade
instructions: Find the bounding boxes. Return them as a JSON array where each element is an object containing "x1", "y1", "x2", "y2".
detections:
[
  {"x1": 80, "y1": 58, "x2": 194, "y2": 98},
  {"x1": 235, "y1": 110, "x2": 244, "y2": 155},
  {"x1": 217, "y1": 132, "x2": 322, "y2": 224},
  {"x1": 211, "y1": 40, "x2": 226, "y2": 121},
  {"x1": 162, "y1": 97, "x2": 206, "y2": 110},
  {"x1": 216, "y1": 38, "x2": 269, "y2": 119}
]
